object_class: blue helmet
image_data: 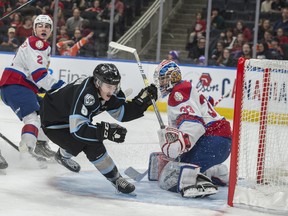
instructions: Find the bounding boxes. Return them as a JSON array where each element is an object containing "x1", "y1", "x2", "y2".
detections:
[{"x1": 153, "y1": 60, "x2": 181, "y2": 97}]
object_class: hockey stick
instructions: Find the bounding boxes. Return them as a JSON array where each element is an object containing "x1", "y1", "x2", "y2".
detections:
[
  {"x1": 0, "y1": 132, "x2": 19, "y2": 151},
  {"x1": 213, "y1": 89, "x2": 231, "y2": 107},
  {"x1": 0, "y1": 0, "x2": 35, "y2": 21},
  {"x1": 109, "y1": 42, "x2": 165, "y2": 129},
  {"x1": 124, "y1": 167, "x2": 148, "y2": 182}
]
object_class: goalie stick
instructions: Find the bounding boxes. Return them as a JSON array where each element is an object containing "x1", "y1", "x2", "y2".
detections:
[
  {"x1": 109, "y1": 42, "x2": 165, "y2": 129},
  {"x1": 124, "y1": 90, "x2": 232, "y2": 182}
]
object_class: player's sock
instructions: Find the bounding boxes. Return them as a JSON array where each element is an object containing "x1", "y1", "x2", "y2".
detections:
[{"x1": 91, "y1": 153, "x2": 135, "y2": 194}]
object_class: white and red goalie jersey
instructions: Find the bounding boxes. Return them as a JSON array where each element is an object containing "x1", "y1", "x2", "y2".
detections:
[
  {"x1": 158, "y1": 80, "x2": 231, "y2": 158},
  {"x1": 0, "y1": 36, "x2": 58, "y2": 93}
]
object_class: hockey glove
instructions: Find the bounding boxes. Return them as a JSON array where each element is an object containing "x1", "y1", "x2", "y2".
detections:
[
  {"x1": 157, "y1": 126, "x2": 191, "y2": 159},
  {"x1": 97, "y1": 121, "x2": 127, "y2": 143},
  {"x1": 133, "y1": 84, "x2": 158, "y2": 110}
]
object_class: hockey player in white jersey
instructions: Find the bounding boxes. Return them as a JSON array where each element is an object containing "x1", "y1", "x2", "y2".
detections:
[
  {"x1": 0, "y1": 15, "x2": 64, "y2": 165},
  {"x1": 149, "y1": 60, "x2": 232, "y2": 198}
]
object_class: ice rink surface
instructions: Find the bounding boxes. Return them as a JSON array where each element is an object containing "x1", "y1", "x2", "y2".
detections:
[{"x1": 0, "y1": 101, "x2": 275, "y2": 216}]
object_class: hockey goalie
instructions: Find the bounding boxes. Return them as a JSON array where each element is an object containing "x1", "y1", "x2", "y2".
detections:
[{"x1": 149, "y1": 60, "x2": 232, "y2": 198}]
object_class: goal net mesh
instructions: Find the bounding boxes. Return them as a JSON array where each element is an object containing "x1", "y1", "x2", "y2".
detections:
[{"x1": 231, "y1": 59, "x2": 288, "y2": 213}]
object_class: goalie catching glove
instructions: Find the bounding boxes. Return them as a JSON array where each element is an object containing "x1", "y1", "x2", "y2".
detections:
[
  {"x1": 158, "y1": 126, "x2": 191, "y2": 159},
  {"x1": 97, "y1": 121, "x2": 127, "y2": 143},
  {"x1": 133, "y1": 84, "x2": 158, "y2": 110}
]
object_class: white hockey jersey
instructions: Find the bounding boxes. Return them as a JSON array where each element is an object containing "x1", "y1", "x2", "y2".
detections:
[
  {"x1": 0, "y1": 36, "x2": 58, "y2": 93},
  {"x1": 167, "y1": 80, "x2": 231, "y2": 151}
]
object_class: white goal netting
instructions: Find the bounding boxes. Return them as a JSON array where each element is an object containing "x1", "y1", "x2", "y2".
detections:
[{"x1": 229, "y1": 59, "x2": 288, "y2": 214}]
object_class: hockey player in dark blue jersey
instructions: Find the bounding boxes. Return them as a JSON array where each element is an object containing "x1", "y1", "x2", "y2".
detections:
[{"x1": 39, "y1": 63, "x2": 157, "y2": 194}]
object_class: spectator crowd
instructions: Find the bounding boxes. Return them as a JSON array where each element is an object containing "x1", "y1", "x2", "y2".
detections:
[
  {"x1": 185, "y1": 0, "x2": 288, "y2": 67},
  {"x1": 1, "y1": 0, "x2": 288, "y2": 66},
  {"x1": 0, "y1": 0, "x2": 151, "y2": 57}
]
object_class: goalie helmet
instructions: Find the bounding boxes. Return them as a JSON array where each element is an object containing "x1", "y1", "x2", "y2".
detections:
[
  {"x1": 33, "y1": 15, "x2": 53, "y2": 36},
  {"x1": 153, "y1": 60, "x2": 181, "y2": 97},
  {"x1": 93, "y1": 63, "x2": 121, "y2": 91}
]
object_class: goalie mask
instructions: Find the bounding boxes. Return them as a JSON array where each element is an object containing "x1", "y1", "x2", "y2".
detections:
[
  {"x1": 153, "y1": 60, "x2": 181, "y2": 97},
  {"x1": 93, "y1": 63, "x2": 121, "y2": 95}
]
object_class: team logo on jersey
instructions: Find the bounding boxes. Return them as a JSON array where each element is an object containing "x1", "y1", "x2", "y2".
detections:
[
  {"x1": 36, "y1": 40, "x2": 44, "y2": 49},
  {"x1": 174, "y1": 91, "x2": 183, "y2": 102},
  {"x1": 84, "y1": 94, "x2": 95, "y2": 106}
]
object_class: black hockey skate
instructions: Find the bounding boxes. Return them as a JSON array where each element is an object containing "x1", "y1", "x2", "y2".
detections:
[
  {"x1": 34, "y1": 141, "x2": 56, "y2": 159},
  {"x1": 54, "y1": 149, "x2": 81, "y2": 173},
  {"x1": 111, "y1": 176, "x2": 135, "y2": 194},
  {"x1": 28, "y1": 147, "x2": 47, "y2": 162},
  {"x1": 0, "y1": 151, "x2": 8, "y2": 169}
]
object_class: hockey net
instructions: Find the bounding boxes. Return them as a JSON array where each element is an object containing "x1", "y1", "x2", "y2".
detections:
[{"x1": 228, "y1": 58, "x2": 288, "y2": 214}]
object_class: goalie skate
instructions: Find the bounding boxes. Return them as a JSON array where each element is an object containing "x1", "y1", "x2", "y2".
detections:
[
  {"x1": 34, "y1": 141, "x2": 56, "y2": 159},
  {"x1": 181, "y1": 173, "x2": 218, "y2": 198},
  {"x1": 111, "y1": 176, "x2": 136, "y2": 195},
  {"x1": 54, "y1": 149, "x2": 80, "y2": 173}
]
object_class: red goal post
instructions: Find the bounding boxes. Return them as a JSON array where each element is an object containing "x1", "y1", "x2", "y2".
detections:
[{"x1": 228, "y1": 57, "x2": 288, "y2": 214}]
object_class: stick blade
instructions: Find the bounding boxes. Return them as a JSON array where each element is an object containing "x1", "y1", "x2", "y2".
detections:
[
  {"x1": 124, "y1": 167, "x2": 147, "y2": 182},
  {"x1": 109, "y1": 42, "x2": 136, "y2": 54},
  {"x1": 124, "y1": 167, "x2": 140, "y2": 179}
]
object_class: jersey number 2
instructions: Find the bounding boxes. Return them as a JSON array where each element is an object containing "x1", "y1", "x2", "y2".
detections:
[{"x1": 37, "y1": 55, "x2": 43, "y2": 64}]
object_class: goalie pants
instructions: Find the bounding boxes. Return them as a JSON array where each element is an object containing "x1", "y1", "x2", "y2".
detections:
[
  {"x1": 42, "y1": 127, "x2": 107, "y2": 162},
  {"x1": 180, "y1": 135, "x2": 231, "y2": 173}
]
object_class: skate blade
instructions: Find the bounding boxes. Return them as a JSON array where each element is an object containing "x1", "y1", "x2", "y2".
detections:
[{"x1": 115, "y1": 190, "x2": 137, "y2": 197}]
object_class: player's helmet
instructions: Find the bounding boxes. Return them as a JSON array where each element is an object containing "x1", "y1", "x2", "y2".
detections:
[
  {"x1": 93, "y1": 63, "x2": 121, "y2": 91},
  {"x1": 153, "y1": 60, "x2": 181, "y2": 97},
  {"x1": 33, "y1": 15, "x2": 53, "y2": 35}
]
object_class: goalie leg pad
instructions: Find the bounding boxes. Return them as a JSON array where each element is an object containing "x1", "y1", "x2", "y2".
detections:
[
  {"x1": 204, "y1": 164, "x2": 229, "y2": 186},
  {"x1": 177, "y1": 164, "x2": 200, "y2": 193},
  {"x1": 159, "y1": 161, "x2": 181, "y2": 192},
  {"x1": 158, "y1": 161, "x2": 199, "y2": 193},
  {"x1": 148, "y1": 152, "x2": 170, "y2": 181}
]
